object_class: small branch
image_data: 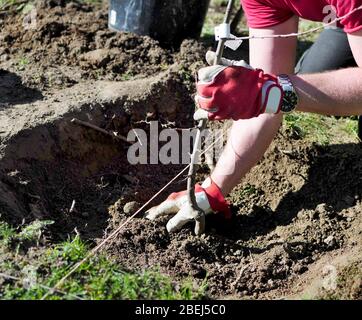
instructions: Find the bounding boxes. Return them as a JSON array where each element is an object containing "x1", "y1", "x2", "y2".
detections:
[{"x1": 71, "y1": 118, "x2": 131, "y2": 144}]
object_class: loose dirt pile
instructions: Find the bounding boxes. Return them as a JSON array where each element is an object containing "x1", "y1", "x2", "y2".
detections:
[{"x1": 0, "y1": 0, "x2": 206, "y2": 93}]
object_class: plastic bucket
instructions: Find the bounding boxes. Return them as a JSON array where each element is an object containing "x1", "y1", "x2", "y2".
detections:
[{"x1": 108, "y1": 0, "x2": 210, "y2": 47}]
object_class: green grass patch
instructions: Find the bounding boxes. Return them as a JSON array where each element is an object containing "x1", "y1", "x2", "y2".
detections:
[
  {"x1": 0, "y1": 219, "x2": 53, "y2": 250},
  {"x1": 284, "y1": 113, "x2": 360, "y2": 145},
  {"x1": 119, "y1": 72, "x2": 134, "y2": 82},
  {"x1": 0, "y1": 221, "x2": 16, "y2": 246},
  {"x1": 284, "y1": 113, "x2": 331, "y2": 144},
  {"x1": 0, "y1": 0, "x2": 17, "y2": 8},
  {"x1": 0, "y1": 221, "x2": 207, "y2": 300},
  {"x1": 17, "y1": 57, "x2": 30, "y2": 71},
  {"x1": 0, "y1": 0, "x2": 33, "y2": 12},
  {"x1": 340, "y1": 117, "x2": 359, "y2": 140}
]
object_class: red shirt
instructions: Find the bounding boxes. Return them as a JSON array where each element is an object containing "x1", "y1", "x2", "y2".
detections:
[{"x1": 241, "y1": 0, "x2": 362, "y2": 33}]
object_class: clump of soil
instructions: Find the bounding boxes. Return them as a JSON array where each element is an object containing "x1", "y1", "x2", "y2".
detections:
[{"x1": 0, "y1": 0, "x2": 206, "y2": 93}]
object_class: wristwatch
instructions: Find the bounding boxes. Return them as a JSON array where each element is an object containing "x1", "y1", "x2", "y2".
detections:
[{"x1": 277, "y1": 74, "x2": 299, "y2": 113}]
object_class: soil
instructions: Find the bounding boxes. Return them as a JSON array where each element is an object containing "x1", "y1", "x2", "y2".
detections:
[
  {"x1": 1, "y1": 0, "x2": 361, "y2": 300},
  {"x1": 0, "y1": 0, "x2": 206, "y2": 94},
  {"x1": 107, "y1": 133, "x2": 362, "y2": 299}
]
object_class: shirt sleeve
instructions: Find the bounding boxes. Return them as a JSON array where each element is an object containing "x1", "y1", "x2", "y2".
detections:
[
  {"x1": 241, "y1": 0, "x2": 294, "y2": 29},
  {"x1": 333, "y1": 0, "x2": 362, "y2": 34}
]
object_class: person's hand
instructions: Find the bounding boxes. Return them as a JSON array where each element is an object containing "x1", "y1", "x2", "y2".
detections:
[
  {"x1": 145, "y1": 177, "x2": 231, "y2": 233},
  {"x1": 194, "y1": 51, "x2": 283, "y2": 121}
]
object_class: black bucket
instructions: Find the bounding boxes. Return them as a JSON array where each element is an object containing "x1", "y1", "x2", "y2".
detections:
[{"x1": 108, "y1": 0, "x2": 210, "y2": 47}]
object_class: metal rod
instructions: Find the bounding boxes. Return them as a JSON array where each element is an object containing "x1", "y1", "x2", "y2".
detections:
[{"x1": 186, "y1": 0, "x2": 235, "y2": 236}]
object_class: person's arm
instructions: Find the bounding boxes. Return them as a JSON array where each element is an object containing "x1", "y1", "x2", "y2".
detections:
[
  {"x1": 211, "y1": 16, "x2": 299, "y2": 195},
  {"x1": 144, "y1": 16, "x2": 300, "y2": 232},
  {"x1": 289, "y1": 30, "x2": 362, "y2": 116}
]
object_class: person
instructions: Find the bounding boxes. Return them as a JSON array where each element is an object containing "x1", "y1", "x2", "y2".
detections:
[{"x1": 145, "y1": 0, "x2": 362, "y2": 233}]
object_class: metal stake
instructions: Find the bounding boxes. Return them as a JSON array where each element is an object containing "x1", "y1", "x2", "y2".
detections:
[{"x1": 187, "y1": 0, "x2": 235, "y2": 235}]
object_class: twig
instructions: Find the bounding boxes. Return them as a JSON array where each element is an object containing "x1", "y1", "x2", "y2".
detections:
[{"x1": 71, "y1": 118, "x2": 131, "y2": 144}]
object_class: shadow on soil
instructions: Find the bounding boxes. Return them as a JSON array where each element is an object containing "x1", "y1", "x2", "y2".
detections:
[
  {"x1": 0, "y1": 70, "x2": 43, "y2": 107},
  {"x1": 210, "y1": 142, "x2": 362, "y2": 241}
]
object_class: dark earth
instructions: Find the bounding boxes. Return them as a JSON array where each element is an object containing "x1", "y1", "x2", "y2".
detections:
[{"x1": 0, "y1": 0, "x2": 361, "y2": 299}]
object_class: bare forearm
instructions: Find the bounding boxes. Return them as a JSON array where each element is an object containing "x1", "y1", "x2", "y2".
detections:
[
  {"x1": 210, "y1": 18, "x2": 297, "y2": 196},
  {"x1": 291, "y1": 67, "x2": 362, "y2": 115},
  {"x1": 211, "y1": 114, "x2": 282, "y2": 196}
]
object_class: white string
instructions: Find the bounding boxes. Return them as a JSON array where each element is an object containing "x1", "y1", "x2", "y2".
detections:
[{"x1": 229, "y1": 5, "x2": 362, "y2": 41}]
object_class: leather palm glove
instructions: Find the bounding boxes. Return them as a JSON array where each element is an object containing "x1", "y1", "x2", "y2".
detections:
[
  {"x1": 194, "y1": 51, "x2": 283, "y2": 121},
  {"x1": 145, "y1": 177, "x2": 231, "y2": 233}
]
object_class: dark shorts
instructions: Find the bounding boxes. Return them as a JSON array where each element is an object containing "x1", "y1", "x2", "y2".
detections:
[{"x1": 295, "y1": 27, "x2": 361, "y2": 139}]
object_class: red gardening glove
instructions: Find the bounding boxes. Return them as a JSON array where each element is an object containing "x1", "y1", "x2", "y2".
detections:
[
  {"x1": 194, "y1": 51, "x2": 283, "y2": 121},
  {"x1": 145, "y1": 177, "x2": 231, "y2": 233}
]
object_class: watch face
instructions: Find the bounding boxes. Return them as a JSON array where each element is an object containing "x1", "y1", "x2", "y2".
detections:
[{"x1": 282, "y1": 90, "x2": 298, "y2": 113}]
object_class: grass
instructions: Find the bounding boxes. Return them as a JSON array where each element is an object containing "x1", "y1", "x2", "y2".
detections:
[
  {"x1": 0, "y1": 220, "x2": 207, "y2": 300},
  {"x1": 284, "y1": 113, "x2": 360, "y2": 145},
  {"x1": 0, "y1": 219, "x2": 53, "y2": 249},
  {"x1": 284, "y1": 113, "x2": 331, "y2": 144},
  {"x1": 341, "y1": 117, "x2": 359, "y2": 138},
  {"x1": 119, "y1": 72, "x2": 134, "y2": 82},
  {"x1": 321, "y1": 262, "x2": 362, "y2": 300},
  {"x1": 0, "y1": 0, "x2": 33, "y2": 12},
  {"x1": 16, "y1": 56, "x2": 29, "y2": 70},
  {"x1": 0, "y1": 0, "x2": 17, "y2": 7}
]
